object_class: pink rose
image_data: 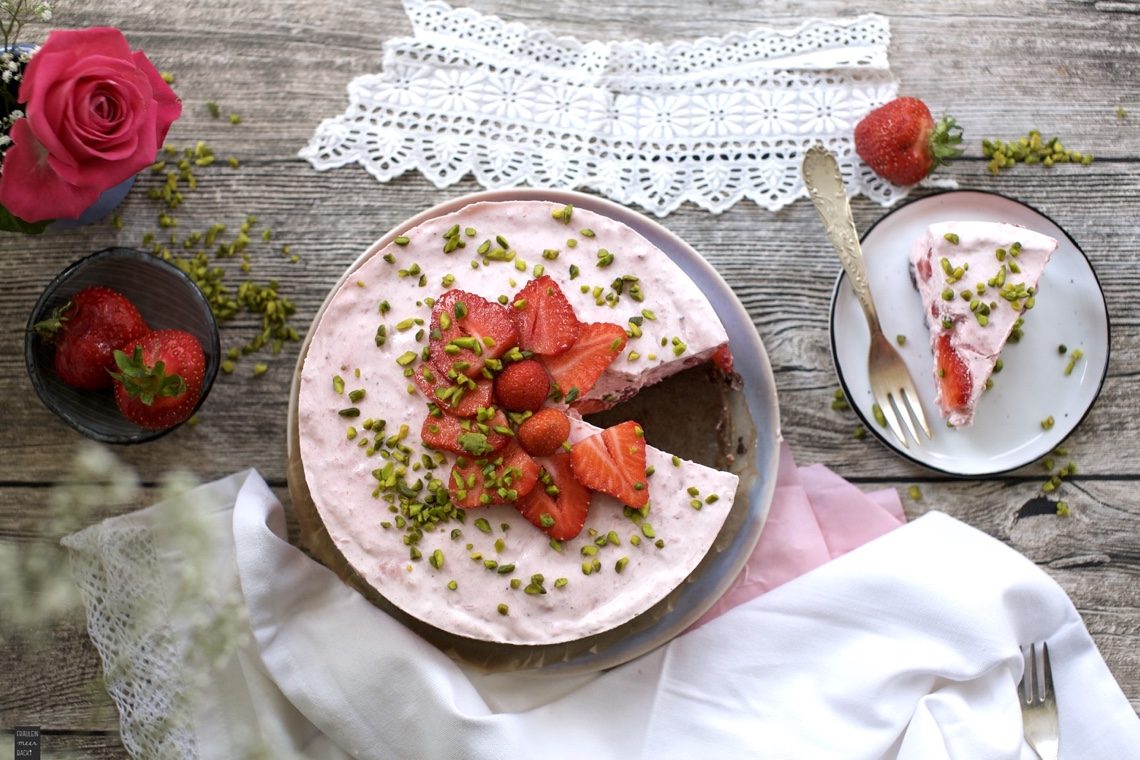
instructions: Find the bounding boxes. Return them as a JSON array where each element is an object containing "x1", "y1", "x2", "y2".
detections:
[{"x1": 0, "y1": 27, "x2": 181, "y2": 222}]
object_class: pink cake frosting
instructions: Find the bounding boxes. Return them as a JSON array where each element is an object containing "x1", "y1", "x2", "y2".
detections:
[
  {"x1": 911, "y1": 220, "x2": 1058, "y2": 426},
  {"x1": 297, "y1": 200, "x2": 740, "y2": 645}
]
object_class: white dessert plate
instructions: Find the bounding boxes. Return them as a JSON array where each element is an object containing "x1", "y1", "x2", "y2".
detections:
[
  {"x1": 287, "y1": 188, "x2": 781, "y2": 674},
  {"x1": 830, "y1": 190, "x2": 1110, "y2": 476}
]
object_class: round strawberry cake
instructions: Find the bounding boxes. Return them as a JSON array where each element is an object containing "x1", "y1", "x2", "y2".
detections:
[{"x1": 296, "y1": 199, "x2": 742, "y2": 646}]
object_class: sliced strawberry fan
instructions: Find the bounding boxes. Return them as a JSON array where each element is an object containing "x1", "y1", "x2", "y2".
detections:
[
  {"x1": 429, "y1": 289, "x2": 518, "y2": 380},
  {"x1": 449, "y1": 441, "x2": 540, "y2": 508},
  {"x1": 413, "y1": 363, "x2": 493, "y2": 418},
  {"x1": 515, "y1": 451, "x2": 592, "y2": 540},
  {"x1": 569, "y1": 420, "x2": 649, "y2": 509},
  {"x1": 510, "y1": 274, "x2": 580, "y2": 356},
  {"x1": 421, "y1": 407, "x2": 512, "y2": 456},
  {"x1": 541, "y1": 321, "x2": 627, "y2": 403}
]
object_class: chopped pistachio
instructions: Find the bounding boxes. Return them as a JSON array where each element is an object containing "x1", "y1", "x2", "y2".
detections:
[
  {"x1": 872, "y1": 403, "x2": 887, "y2": 427},
  {"x1": 1064, "y1": 349, "x2": 1084, "y2": 376}
]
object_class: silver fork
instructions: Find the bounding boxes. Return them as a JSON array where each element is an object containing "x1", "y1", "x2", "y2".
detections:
[
  {"x1": 1020, "y1": 642, "x2": 1060, "y2": 760},
  {"x1": 801, "y1": 145, "x2": 932, "y2": 448}
]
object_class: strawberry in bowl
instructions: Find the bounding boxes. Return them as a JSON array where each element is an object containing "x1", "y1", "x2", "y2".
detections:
[
  {"x1": 25, "y1": 247, "x2": 220, "y2": 443},
  {"x1": 33, "y1": 285, "x2": 149, "y2": 390},
  {"x1": 112, "y1": 329, "x2": 208, "y2": 430}
]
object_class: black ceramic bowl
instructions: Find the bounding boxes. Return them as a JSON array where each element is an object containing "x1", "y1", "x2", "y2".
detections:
[{"x1": 25, "y1": 247, "x2": 221, "y2": 444}]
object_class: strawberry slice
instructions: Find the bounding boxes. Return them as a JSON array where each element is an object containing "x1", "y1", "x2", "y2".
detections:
[
  {"x1": 569, "y1": 420, "x2": 649, "y2": 508},
  {"x1": 515, "y1": 452, "x2": 591, "y2": 540},
  {"x1": 511, "y1": 275, "x2": 580, "y2": 356},
  {"x1": 934, "y1": 333, "x2": 972, "y2": 412},
  {"x1": 428, "y1": 289, "x2": 518, "y2": 380},
  {"x1": 421, "y1": 407, "x2": 511, "y2": 456},
  {"x1": 449, "y1": 441, "x2": 540, "y2": 508},
  {"x1": 711, "y1": 344, "x2": 733, "y2": 375},
  {"x1": 541, "y1": 322, "x2": 627, "y2": 403},
  {"x1": 413, "y1": 363, "x2": 492, "y2": 418}
]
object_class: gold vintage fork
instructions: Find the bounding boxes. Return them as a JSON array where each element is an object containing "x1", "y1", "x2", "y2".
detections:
[
  {"x1": 1020, "y1": 642, "x2": 1060, "y2": 760},
  {"x1": 801, "y1": 145, "x2": 932, "y2": 448}
]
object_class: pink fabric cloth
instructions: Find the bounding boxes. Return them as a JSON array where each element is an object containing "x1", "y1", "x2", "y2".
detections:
[{"x1": 692, "y1": 441, "x2": 905, "y2": 628}]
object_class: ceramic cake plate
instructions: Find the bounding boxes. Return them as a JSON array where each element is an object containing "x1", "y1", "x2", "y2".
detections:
[
  {"x1": 287, "y1": 188, "x2": 781, "y2": 674},
  {"x1": 831, "y1": 190, "x2": 1110, "y2": 476}
]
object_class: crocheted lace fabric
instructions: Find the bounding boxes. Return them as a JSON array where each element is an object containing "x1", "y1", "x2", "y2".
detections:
[
  {"x1": 301, "y1": 0, "x2": 901, "y2": 216},
  {"x1": 63, "y1": 516, "x2": 199, "y2": 759}
]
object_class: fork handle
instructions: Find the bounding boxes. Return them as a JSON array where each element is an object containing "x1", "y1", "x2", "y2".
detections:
[{"x1": 802, "y1": 145, "x2": 884, "y2": 334}]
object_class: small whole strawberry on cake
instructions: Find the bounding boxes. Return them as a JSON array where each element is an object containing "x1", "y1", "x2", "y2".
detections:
[{"x1": 298, "y1": 200, "x2": 742, "y2": 646}]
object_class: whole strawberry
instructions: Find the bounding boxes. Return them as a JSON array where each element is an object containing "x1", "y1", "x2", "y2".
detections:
[
  {"x1": 111, "y1": 330, "x2": 206, "y2": 430},
  {"x1": 854, "y1": 97, "x2": 963, "y2": 186},
  {"x1": 35, "y1": 286, "x2": 149, "y2": 390}
]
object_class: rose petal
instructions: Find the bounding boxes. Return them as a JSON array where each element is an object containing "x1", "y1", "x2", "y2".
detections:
[
  {"x1": 0, "y1": 119, "x2": 101, "y2": 222},
  {"x1": 132, "y1": 50, "x2": 182, "y2": 145},
  {"x1": 66, "y1": 75, "x2": 146, "y2": 154},
  {"x1": 14, "y1": 27, "x2": 181, "y2": 196}
]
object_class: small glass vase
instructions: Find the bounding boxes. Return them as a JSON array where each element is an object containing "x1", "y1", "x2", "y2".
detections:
[{"x1": 48, "y1": 176, "x2": 136, "y2": 230}]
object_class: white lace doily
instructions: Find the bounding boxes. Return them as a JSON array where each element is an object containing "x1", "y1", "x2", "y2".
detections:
[
  {"x1": 62, "y1": 472, "x2": 256, "y2": 760},
  {"x1": 301, "y1": 0, "x2": 903, "y2": 216},
  {"x1": 64, "y1": 517, "x2": 199, "y2": 759}
]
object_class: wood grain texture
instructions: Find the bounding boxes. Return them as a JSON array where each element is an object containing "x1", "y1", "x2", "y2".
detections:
[{"x1": 1, "y1": 0, "x2": 1137, "y2": 755}]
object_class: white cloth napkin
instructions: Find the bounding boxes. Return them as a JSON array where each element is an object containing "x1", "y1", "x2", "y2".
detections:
[
  {"x1": 64, "y1": 463, "x2": 1139, "y2": 759},
  {"x1": 300, "y1": 0, "x2": 906, "y2": 216}
]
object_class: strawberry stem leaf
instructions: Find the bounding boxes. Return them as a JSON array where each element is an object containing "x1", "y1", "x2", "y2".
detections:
[
  {"x1": 929, "y1": 114, "x2": 964, "y2": 168},
  {"x1": 32, "y1": 300, "x2": 74, "y2": 341},
  {"x1": 111, "y1": 347, "x2": 187, "y2": 406}
]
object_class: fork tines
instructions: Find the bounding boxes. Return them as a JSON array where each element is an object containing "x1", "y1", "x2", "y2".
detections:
[
  {"x1": 877, "y1": 388, "x2": 930, "y2": 448},
  {"x1": 1020, "y1": 641, "x2": 1060, "y2": 760},
  {"x1": 1022, "y1": 641, "x2": 1055, "y2": 706}
]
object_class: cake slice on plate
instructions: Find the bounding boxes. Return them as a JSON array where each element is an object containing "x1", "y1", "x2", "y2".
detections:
[{"x1": 910, "y1": 220, "x2": 1058, "y2": 427}]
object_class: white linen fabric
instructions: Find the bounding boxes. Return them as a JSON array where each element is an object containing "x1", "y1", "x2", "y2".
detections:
[
  {"x1": 300, "y1": 0, "x2": 906, "y2": 216},
  {"x1": 64, "y1": 469, "x2": 1140, "y2": 759}
]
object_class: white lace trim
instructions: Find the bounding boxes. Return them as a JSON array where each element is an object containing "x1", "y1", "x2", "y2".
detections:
[
  {"x1": 63, "y1": 518, "x2": 198, "y2": 759},
  {"x1": 300, "y1": 0, "x2": 903, "y2": 216}
]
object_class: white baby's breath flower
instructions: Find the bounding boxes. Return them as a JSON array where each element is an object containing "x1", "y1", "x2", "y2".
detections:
[{"x1": 1, "y1": 443, "x2": 143, "y2": 637}]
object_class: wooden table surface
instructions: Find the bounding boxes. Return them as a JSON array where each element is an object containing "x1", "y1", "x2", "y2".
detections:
[{"x1": 2, "y1": 0, "x2": 1137, "y2": 755}]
